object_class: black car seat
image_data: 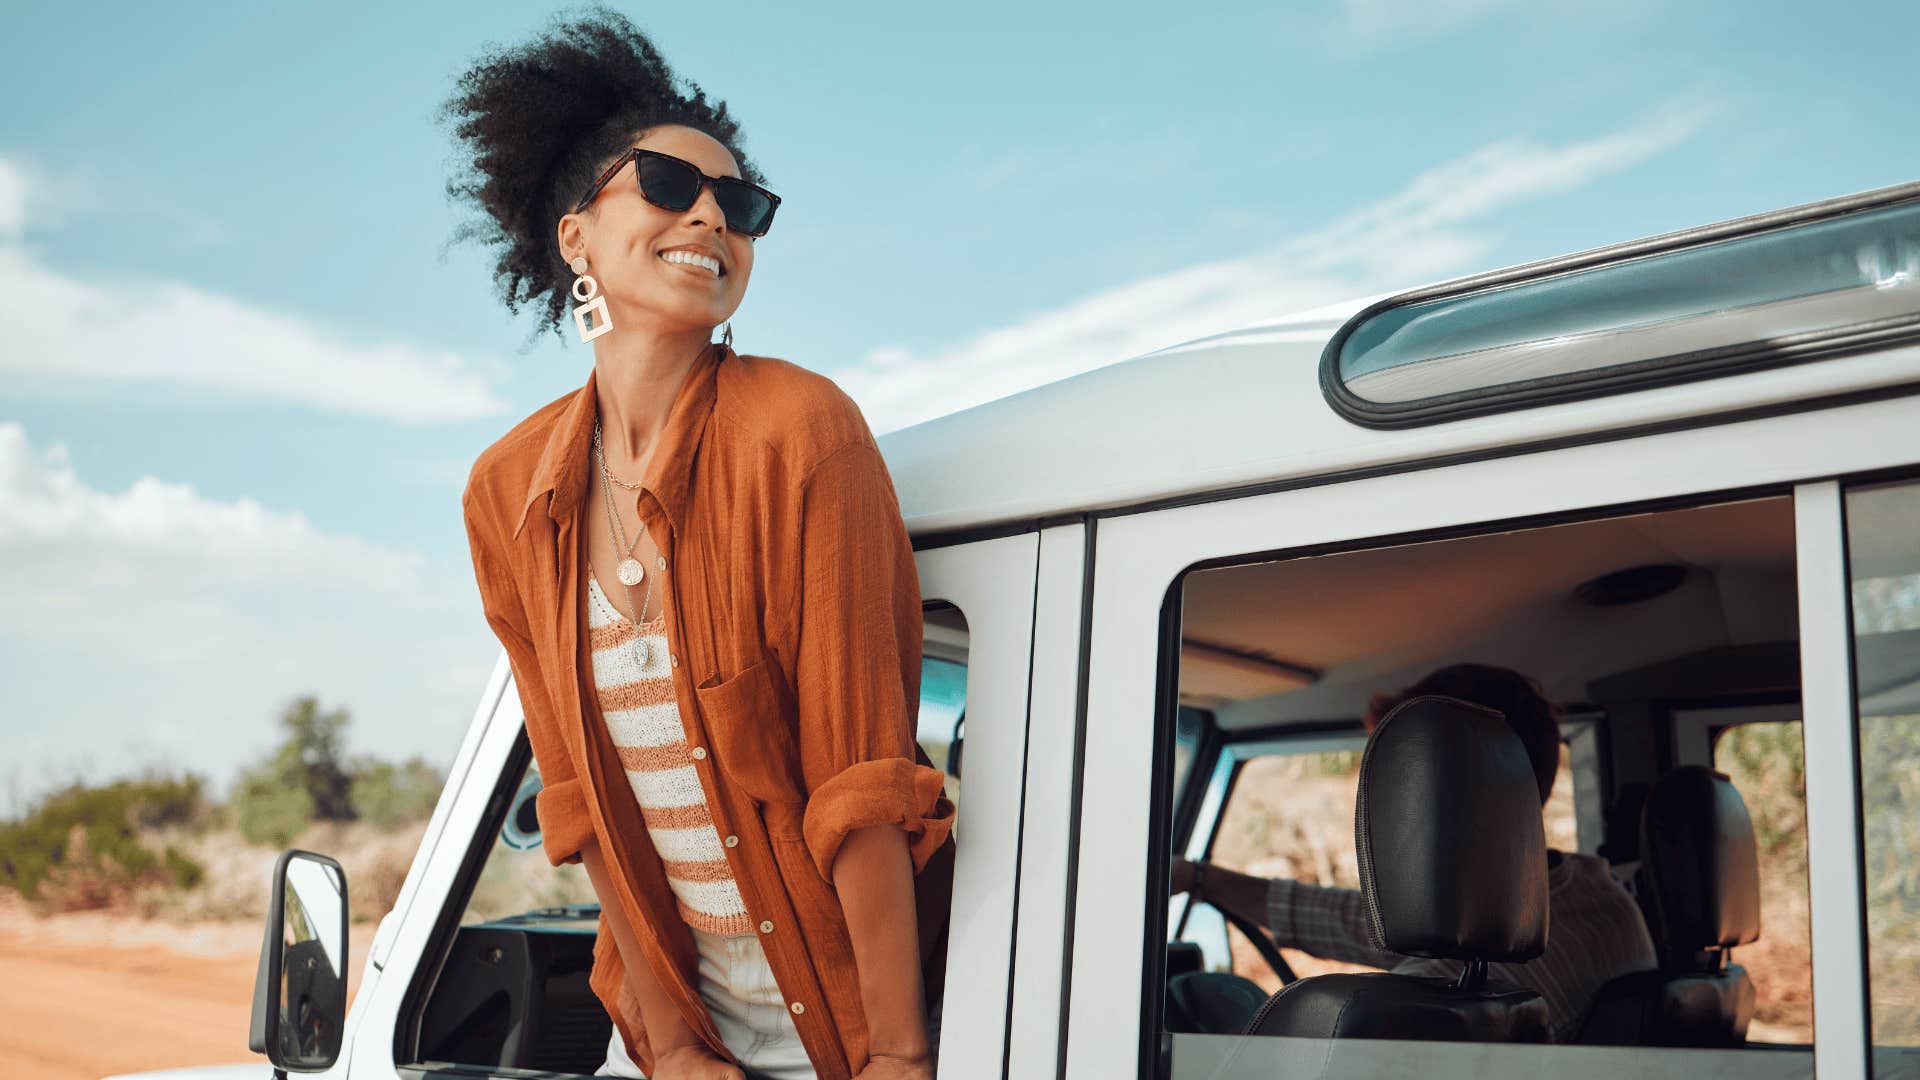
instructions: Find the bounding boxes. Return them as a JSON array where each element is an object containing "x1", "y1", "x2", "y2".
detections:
[
  {"x1": 1575, "y1": 765, "x2": 1760, "y2": 1047},
  {"x1": 1242, "y1": 695, "x2": 1552, "y2": 1043}
]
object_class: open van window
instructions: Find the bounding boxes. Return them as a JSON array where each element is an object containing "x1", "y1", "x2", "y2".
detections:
[{"x1": 1155, "y1": 493, "x2": 1815, "y2": 1076}]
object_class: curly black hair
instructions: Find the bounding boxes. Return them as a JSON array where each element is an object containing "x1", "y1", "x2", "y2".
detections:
[{"x1": 438, "y1": 5, "x2": 764, "y2": 349}]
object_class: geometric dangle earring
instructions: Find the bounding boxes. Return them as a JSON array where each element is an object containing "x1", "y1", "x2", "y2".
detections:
[{"x1": 570, "y1": 255, "x2": 613, "y2": 343}]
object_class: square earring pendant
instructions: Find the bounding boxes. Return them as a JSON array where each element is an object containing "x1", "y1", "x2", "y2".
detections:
[{"x1": 574, "y1": 294, "x2": 613, "y2": 342}]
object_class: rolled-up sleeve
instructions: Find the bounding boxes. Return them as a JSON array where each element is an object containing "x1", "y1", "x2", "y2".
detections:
[
  {"x1": 793, "y1": 441, "x2": 954, "y2": 882},
  {"x1": 462, "y1": 483, "x2": 594, "y2": 867}
]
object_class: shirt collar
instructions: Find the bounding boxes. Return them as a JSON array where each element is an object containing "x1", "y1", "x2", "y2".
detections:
[{"x1": 513, "y1": 343, "x2": 725, "y2": 541}]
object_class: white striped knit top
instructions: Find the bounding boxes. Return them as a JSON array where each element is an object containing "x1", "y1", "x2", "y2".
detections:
[{"x1": 586, "y1": 572, "x2": 754, "y2": 937}]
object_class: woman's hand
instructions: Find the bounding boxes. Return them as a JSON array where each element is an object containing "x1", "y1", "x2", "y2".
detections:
[
  {"x1": 651, "y1": 1044, "x2": 745, "y2": 1080},
  {"x1": 854, "y1": 1052, "x2": 934, "y2": 1080}
]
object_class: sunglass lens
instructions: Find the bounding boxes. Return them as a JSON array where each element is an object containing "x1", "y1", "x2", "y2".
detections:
[
  {"x1": 713, "y1": 181, "x2": 776, "y2": 236},
  {"x1": 635, "y1": 155, "x2": 700, "y2": 211}
]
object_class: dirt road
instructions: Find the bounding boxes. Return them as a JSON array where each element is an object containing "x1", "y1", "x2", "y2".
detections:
[{"x1": 0, "y1": 903, "x2": 367, "y2": 1080}]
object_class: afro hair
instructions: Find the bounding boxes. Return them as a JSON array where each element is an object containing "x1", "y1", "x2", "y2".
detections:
[{"x1": 438, "y1": 5, "x2": 763, "y2": 349}]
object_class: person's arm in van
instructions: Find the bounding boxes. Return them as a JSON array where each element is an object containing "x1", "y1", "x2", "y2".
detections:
[
  {"x1": 581, "y1": 839, "x2": 744, "y2": 1080},
  {"x1": 1172, "y1": 858, "x2": 1406, "y2": 969}
]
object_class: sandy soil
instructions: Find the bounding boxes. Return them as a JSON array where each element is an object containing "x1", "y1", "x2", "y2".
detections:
[{"x1": 0, "y1": 895, "x2": 369, "y2": 1080}]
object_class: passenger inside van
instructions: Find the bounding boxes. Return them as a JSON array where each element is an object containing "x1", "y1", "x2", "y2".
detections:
[{"x1": 1172, "y1": 663, "x2": 1659, "y2": 1042}]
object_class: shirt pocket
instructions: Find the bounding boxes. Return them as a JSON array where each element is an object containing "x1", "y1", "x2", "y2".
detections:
[{"x1": 693, "y1": 655, "x2": 806, "y2": 836}]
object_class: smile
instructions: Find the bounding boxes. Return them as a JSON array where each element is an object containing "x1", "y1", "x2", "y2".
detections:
[{"x1": 659, "y1": 249, "x2": 725, "y2": 277}]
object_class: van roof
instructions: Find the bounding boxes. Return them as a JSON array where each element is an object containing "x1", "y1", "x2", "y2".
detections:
[
  {"x1": 879, "y1": 184, "x2": 1920, "y2": 538},
  {"x1": 877, "y1": 297, "x2": 1919, "y2": 537}
]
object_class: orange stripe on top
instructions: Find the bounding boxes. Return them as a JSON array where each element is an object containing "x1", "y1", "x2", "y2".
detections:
[
  {"x1": 617, "y1": 741, "x2": 692, "y2": 772},
  {"x1": 662, "y1": 856, "x2": 736, "y2": 883},
  {"x1": 638, "y1": 802, "x2": 714, "y2": 830},
  {"x1": 679, "y1": 902, "x2": 756, "y2": 938},
  {"x1": 600, "y1": 676, "x2": 677, "y2": 711}
]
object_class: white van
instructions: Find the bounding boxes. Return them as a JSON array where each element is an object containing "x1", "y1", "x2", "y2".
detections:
[{"x1": 177, "y1": 180, "x2": 1919, "y2": 1080}]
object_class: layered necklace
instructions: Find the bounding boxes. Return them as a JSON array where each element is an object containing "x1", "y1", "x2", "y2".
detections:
[{"x1": 592, "y1": 418, "x2": 657, "y2": 666}]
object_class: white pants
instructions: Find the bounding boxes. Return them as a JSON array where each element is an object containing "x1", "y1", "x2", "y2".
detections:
[{"x1": 598, "y1": 926, "x2": 815, "y2": 1080}]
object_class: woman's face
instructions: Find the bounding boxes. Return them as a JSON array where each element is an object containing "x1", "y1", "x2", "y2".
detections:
[{"x1": 559, "y1": 124, "x2": 756, "y2": 336}]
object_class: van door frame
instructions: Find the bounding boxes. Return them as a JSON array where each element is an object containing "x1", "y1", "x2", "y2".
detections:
[
  {"x1": 1052, "y1": 393, "x2": 1915, "y2": 1080},
  {"x1": 913, "y1": 531, "x2": 1042, "y2": 1080}
]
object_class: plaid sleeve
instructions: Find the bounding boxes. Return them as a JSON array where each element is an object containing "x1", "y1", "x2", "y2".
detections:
[{"x1": 1265, "y1": 878, "x2": 1413, "y2": 969}]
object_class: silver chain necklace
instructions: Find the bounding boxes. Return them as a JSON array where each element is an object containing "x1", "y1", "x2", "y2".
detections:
[{"x1": 593, "y1": 418, "x2": 655, "y2": 666}]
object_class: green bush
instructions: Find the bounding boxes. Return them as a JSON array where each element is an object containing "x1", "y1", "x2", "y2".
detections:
[
  {"x1": 231, "y1": 773, "x2": 315, "y2": 847},
  {"x1": 351, "y1": 758, "x2": 444, "y2": 830},
  {"x1": 0, "y1": 774, "x2": 208, "y2": 904}
]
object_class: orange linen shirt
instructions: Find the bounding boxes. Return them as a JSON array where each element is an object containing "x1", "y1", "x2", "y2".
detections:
[{"x1": 460, "y1": 344, "x2": 956, "y2": 1079}]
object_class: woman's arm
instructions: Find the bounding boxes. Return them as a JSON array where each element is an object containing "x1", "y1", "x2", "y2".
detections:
[
  {"x1": 788, "y1": 439, "x2": 953, "y2": 1079},
  {"x1": 580, "y1": 839, "x2": 743, "y2": 1080},
  {"x1": 833, "y1": 824, "x2": 930, "y2": 1070}
]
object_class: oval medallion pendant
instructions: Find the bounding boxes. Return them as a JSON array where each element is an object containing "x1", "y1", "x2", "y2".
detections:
[{"x1": 617, "y1": 558, "x2": 645, "y2": 587}]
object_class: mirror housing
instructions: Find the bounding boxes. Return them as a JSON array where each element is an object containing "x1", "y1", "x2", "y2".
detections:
[{"x1": 249, "y1": 849, "x2": 349, "y2": 1073}]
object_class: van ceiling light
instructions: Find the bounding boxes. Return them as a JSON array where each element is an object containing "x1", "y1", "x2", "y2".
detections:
[
  {"x1": 1575, "y1": 564, "x2": 1688, "y2": 607},
  {"x1": 1322, "y1": 182, "x2": 1920, "y2": 428}
]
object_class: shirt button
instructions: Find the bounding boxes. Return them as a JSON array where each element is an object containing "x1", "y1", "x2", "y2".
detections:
[
  {"x1": 789, "y1": 1001, "x2": 805, "y2": 1015},
  {"x1": 759, "y1": 919, "x2": 774, "y2": 934},
  {"x1": 690, "y1": 746, "x2": 707, "y2": 760},
  {"x1": 669, "y1": 652, "x2": 679, "y2": 667},
  {"x1": 723, "y1": 834, "x2": 739, "y2": 848},
  {"x1": 656, "y1": 555, "x2": 667, "y2": 570}
]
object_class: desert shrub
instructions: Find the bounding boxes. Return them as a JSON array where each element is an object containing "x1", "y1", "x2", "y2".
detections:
[
  {"x1": 231, "y1": 774, "x2": 315, "y2": 847},
  {"x1": 0, "y1": 774, "x2": 208, "y2": 907},
  {"x1": 350, "y1": 758, "x2": 445, "y2": 830}
]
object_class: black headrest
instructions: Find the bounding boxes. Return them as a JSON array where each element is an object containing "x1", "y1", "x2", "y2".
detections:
[
  {"x1": 1355, "y1": 695, "x2": 1549, "y2": 962},
  {"x1": 1641, "y1": 766, "x2": 1760, "y2": 954}
]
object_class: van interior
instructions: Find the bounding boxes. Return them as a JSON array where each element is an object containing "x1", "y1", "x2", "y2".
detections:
[{"x1": 1161, "y1": 493, "x2": 1818, "y2": 1062}]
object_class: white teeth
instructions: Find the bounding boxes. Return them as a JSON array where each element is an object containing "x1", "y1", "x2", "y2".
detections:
[{"x1": 661, "y1": 249, "x2": 722, "y2": 276}]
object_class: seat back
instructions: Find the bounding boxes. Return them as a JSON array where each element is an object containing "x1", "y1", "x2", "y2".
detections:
[
  {"x1": 1246, "y1": 695, "x2": 1551, "y2": 1043},
  {"x1": 1576, "y1": 765, "x2": 1760, "y2": 1047}
]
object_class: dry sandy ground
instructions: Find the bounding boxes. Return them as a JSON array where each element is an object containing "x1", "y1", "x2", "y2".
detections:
[{"x1": 0, "y1": 895, "x2": 369, "y2": 1080}]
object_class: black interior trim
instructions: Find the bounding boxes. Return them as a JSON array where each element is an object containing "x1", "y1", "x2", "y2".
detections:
[
  {"x1": 1053, "y1": 515, "x2": 1098, "y2": 1080},
  {"x1": 1139, "y1": 568, "x2": 1188, "y2": 1079}
]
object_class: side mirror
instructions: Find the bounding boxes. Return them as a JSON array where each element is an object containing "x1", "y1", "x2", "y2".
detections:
[{"x1": 249, "y1": 850, "x2": 349, "y2": 1074}]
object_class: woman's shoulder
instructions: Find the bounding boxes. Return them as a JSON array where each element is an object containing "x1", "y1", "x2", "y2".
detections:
[
  {"x1": 716, "y1": 351, "x2": 881, "y2": 472},
  {"x1": 463, "y1": 386, "x2": 577, "y2": 518}
]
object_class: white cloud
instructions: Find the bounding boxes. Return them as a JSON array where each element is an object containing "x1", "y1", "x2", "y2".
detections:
[
  {"x1": 0, "y1": 423, "x2": 491, "y2": 798},
  {"x1": 0, "y1": 157, "x2": 506, "y2": 422},
  {"x1": 842, "y1": 105, "x2": 1712, "y2": 434},
  {"x1": 0, "y1": 158, "x2": 24, "y2": 243},
  {"x1": 0, "y1": 422, "x2": 423, "y2": 596}
]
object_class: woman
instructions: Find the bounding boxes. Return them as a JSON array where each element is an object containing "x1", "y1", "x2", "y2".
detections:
[{"x1": 445, "y1": 10, "x2": 955, "y2": 1080}]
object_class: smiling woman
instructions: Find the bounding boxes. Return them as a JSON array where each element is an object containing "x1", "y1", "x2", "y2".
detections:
[{"x1": 441, "y1": 8, "x2": 954, "y2": 1080}]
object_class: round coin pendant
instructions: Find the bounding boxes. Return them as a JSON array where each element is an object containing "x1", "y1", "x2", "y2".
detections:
[{"x1": 617, "y1": 558, "x2": 645, "y2": 587}]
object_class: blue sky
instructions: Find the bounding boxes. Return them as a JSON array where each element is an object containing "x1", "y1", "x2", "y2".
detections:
[{"x1": 1, "y1": 0, "x2": 1914, "y2": 808}]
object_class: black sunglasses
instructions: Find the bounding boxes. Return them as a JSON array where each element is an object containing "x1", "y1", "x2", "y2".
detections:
[{"x1": 572, "y1": 148, "x2": 781, "y2": 237}]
